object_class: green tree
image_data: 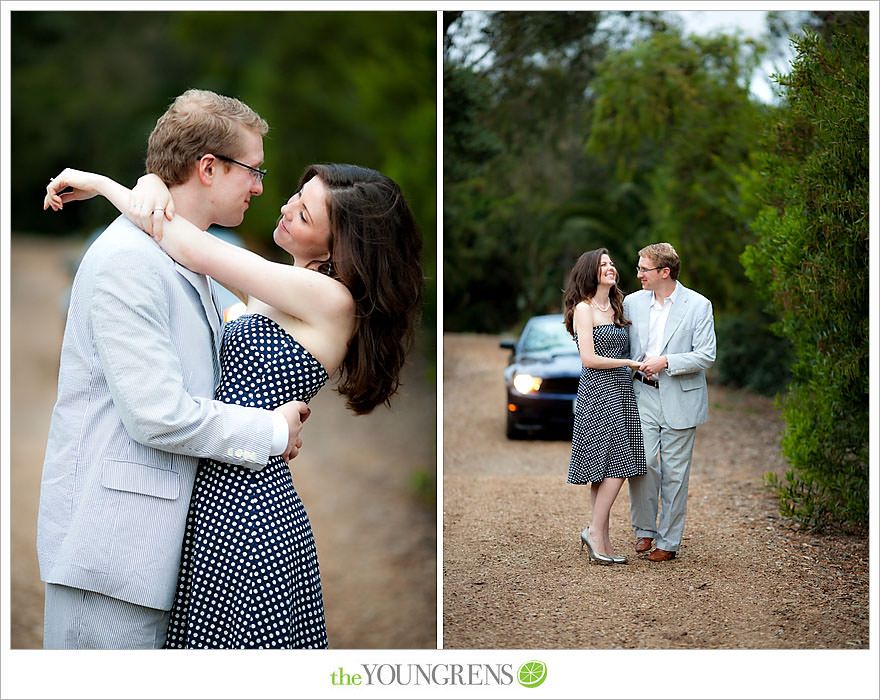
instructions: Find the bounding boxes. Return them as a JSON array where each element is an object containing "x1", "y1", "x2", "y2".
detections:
[
  {"x1": 442, "y1": 61, "x2": 509, "y2": 330},
  {"x1": 741, "y1": 19, "x2": 869, "y2": 532},
  {"x1": 443, "y1": 10, "x2": 788, "y2": 361},
  {"x1": 12, "y1": 12, "x2": 180, "y2": 235},
  {"x1": 587, "y1": 30, "x2": 766, "y2": 314},
  {"x1": 444, "y1": 11, "x2": 629, "y2": 332}
]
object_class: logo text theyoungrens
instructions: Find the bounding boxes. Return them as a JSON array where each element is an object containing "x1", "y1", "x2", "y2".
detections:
[{"x1": 330, "y1": 664, "x2": 516, "y2": 686}]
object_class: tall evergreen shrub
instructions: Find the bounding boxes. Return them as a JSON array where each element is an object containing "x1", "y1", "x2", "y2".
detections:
[{"x1": 741, "y1": 24, "x2": 868, "y2": 532}]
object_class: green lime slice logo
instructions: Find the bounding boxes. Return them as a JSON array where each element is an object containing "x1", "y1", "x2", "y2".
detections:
[{"x1": 517, "y1": 660, "x2": 547, "y2": 688}]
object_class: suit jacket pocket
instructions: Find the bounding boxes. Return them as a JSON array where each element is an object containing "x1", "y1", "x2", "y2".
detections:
[
  {"x1": 679, "y1": 373, "x2": 705, "y2": 392},
  {"x1": 101, "y1": 459, "x2": 180, "y2": 500}
]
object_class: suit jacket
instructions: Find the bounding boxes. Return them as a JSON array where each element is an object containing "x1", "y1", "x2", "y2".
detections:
[
  {"x1": 37, "y1": 216, "x2": 277, "y2": 610},
  {"x1": 623, "y1": 282, "x2": 716, "y2": 430}
]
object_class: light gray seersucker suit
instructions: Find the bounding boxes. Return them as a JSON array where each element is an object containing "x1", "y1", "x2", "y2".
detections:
[
  {"x1": 624, "y1": 282, "x2": 716, "y2": 552},
  {"x1": 624, "y1": 283, "x2": 716, "y2": 429},
  {"x1": 38, "y1": 215, "x2": 277, "y2": 612}
]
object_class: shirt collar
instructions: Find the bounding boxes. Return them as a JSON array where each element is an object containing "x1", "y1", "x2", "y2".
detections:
[{"x1": 651, "y1": 281, "x2": 678, "y2": 309}]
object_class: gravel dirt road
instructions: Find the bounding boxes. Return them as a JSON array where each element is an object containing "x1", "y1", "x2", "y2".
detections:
[
  {"x1": 442, "y1": 333, "x2": 869, "y2": 650},
  {"x1": 9, "y1": 234, "x2": 437, "y2": 650}
]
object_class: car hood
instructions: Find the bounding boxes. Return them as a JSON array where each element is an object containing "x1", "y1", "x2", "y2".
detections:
[{"x1": 513, "y1": 351, "x2": 581, "y2": 377}]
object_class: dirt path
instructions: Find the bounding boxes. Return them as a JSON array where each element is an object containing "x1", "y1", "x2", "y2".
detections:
[
  {"x1": 9, "y1": 235, "x2": 436, "y2": 650},
  {"x1": 442, "y1": 333, "x2": 869, "y2": 649}
]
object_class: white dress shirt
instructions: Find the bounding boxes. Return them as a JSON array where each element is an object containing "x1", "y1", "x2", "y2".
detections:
[
  {"x1": 270, "y1": 413, "x2": 290, "y2": 455},
  {"x1": 645, "y1": 282, "x2": 680, "y2": 369}
]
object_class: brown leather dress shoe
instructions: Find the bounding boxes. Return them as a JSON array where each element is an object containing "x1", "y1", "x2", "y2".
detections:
[
  {"x1": 635, "y1": 537, "x2": 653, "y2": 553},
  {"x1": 647, "y1": 548, "x2": 676, "y2": 562}
]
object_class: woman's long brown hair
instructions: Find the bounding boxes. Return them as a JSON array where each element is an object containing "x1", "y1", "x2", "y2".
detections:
[
  {"x1": 562, "y1": 248, "x2": 630, "y2": 337},
  {"x1": 297, "y1": 164, "x2": 423, "y2": 415}
]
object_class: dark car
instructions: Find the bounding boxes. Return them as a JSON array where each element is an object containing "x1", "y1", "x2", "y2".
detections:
[{"x1": 500, "y1": 313, "x2": 582, "y2": 439}]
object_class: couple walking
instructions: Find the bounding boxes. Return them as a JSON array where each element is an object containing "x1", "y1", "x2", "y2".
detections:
[
  {"x1": 36, "y1": 89, "x2": 423, "y2": 648},
  {"x1": 564, "y1": 244, "x2": 716, "y2": 565}
]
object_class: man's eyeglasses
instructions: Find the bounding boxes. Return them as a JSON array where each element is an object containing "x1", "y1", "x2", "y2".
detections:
[
  {"x1": 637, "y1": 265, "x2": 666, "y2": 274},
  {"x1": 214, "y1": 154, "x2": 267, "y2": 183}
]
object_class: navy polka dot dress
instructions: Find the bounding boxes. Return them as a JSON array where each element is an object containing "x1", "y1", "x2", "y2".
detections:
[
  {"x1": 568, "y1": 325, "x2": 647, "y2": 484},
  {"x1": 165, "y1": 314, "x2": 329, "y2": 649}
]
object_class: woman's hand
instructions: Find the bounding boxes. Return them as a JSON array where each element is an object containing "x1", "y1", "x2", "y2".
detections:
[
  {"x1": 129, "y1": 173, "x2": 175, "y2": 240},
  {"x1": 44, "y1": 168, "x2": 105, "y2": 211}
]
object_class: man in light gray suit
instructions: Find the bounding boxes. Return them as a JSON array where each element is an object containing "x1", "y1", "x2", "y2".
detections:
[
  {"x1": 38, "y1": 90, "x2": 310, "y2": 648},
  {"x1": 623, "y1": 242, "x2": 716, "y2": 562}
]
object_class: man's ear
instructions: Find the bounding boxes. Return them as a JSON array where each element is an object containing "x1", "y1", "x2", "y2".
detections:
[{"x1": 196, "y1": 154, "x2": 216, "y2": 185}]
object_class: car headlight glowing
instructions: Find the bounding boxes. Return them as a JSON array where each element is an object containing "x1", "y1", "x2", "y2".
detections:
[{"x1": 513, "y1": 373, "x2": 542, "y2": 394}]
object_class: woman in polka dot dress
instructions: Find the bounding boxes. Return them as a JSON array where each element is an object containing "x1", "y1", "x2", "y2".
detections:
[
  {"x1": 562, "y1": 249, "x2": 647, "y2": 566},
  {"x1": 70, "y1": 163, "x2": 423, "y2": 647}
]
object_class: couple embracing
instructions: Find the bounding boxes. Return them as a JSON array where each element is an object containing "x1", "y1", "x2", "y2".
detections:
[
  {"x1": 36, "y1": 89, "x2": 423, "y2": 648},
  {"x1": 564, "y1": 244, "x2": 716, "y2": 565}
]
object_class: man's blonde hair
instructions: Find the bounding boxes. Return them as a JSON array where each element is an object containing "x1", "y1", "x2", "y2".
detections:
[
  {"x1": 639, "y1": 242, "x2": 680, "y2": 280},
  {"x1": 145, "y1": 89, "x2": 268, "y2": 185}
]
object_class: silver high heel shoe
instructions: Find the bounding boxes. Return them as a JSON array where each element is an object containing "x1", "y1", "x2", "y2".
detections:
[
  {"x1": 579, "y1": 528, "x2": 613, "y2": 566},
  {"x1": 609, "y1": 553, "x2": 628, "y2": 564}
]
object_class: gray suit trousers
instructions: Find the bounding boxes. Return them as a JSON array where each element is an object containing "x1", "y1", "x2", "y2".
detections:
[
  {"x1": 628, "y1": 381, "x2": 696, "y2": 552},
  {"x1": 43, "y1": 582, "x2": 169, "y2": 649}
]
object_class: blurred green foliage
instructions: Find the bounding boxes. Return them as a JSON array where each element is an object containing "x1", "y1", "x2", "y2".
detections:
[
  {"x1": 714, "y1": 312, "x2": 790, "y2": 396},
  {"x1": 12, "y1": 10, "x2": 436, "y2": 334},
  {"x1": 445, "y1": 11, "x2": 634, "y2": 332},
  {"x1": 444, "y1": 10, "x2": 788, "y2": 392},
  {"x1": 443, "y1": 11, "x2": 862, "y2": 378},
  {"x1": 742, "y1": 20, "x2": 869, "y2": 533}
]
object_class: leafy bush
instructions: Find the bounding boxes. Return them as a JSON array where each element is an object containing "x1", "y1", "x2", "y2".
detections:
[{"x1": 741, "y1": 22, "x2": 868, "y2": 533}]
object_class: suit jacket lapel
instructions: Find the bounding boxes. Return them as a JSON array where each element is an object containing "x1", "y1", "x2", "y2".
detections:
[
  {"x1": 175, "y1": 263, "x2": 222, "y2": 352},
  {"x1": 661, "y1": 282, "x2": 687, "y2": 351}
]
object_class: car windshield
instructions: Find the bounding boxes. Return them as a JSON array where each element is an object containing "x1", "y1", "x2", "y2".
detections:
[{"x1": 521, "y1": 318, "x2": 576, "y2": 355}]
